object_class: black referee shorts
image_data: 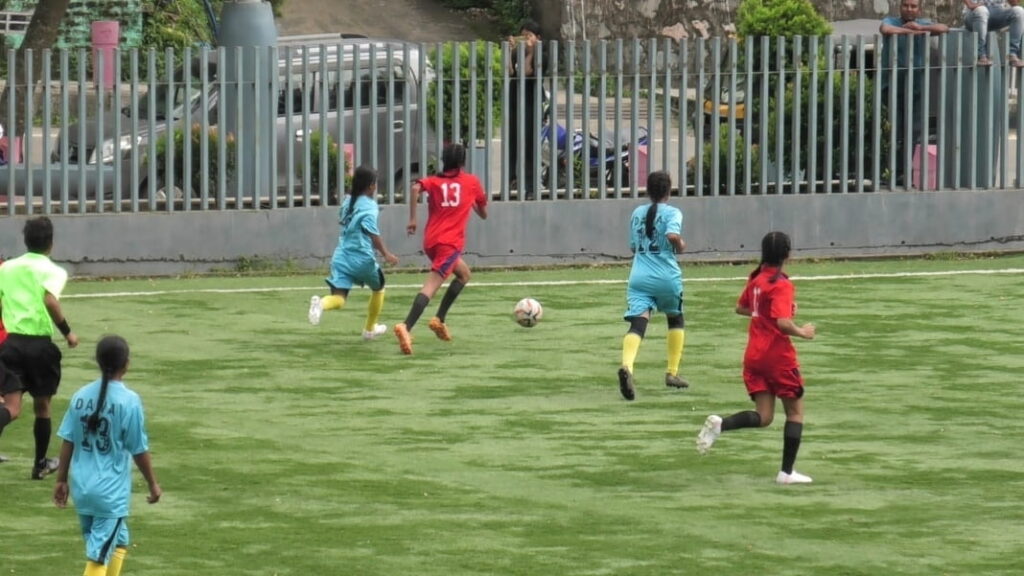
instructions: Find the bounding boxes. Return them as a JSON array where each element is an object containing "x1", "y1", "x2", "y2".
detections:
[{"x1": 0, "y1": 334, "x2": 62, "y2": 398}]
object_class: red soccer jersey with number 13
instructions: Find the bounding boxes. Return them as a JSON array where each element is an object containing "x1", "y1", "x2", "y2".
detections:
[
  {"x1": 418, "y1": 170, "x2": 487, "y2": 251},
  {"x1": 738, "y1": 266, "x2": 798, "y2": 371}
]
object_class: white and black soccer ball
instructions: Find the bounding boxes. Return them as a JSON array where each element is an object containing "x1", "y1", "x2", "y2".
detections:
[{"x1": 513, "y1": 298, "x2": 543, "y2": 328}]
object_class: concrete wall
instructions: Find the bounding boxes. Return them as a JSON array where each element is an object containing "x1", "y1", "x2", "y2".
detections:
[
  {"x1": 1, "y1": 192, "x2": 1021, "y2": 277},
  {"x1": 537, "y1": 0, "x2": 962, "y2": 43}
]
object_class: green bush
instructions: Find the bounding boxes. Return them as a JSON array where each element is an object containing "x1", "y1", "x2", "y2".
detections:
[
  {"x1": 307, "y1": 130, "x2": 353, "y2": 203},
  {"x1": 737, "y1": 0, "x2": 832, "y2": 44},
  {"x1": 427, "y1": 41, "x2": 504, "y2": 142},
  {"x1": 764, "y1": 70, "x2": 887, "y2": 184},
  {"x1": 687, "y1": 124, "x2": 761, "y2": 194},
  {"x1": 150, "y1": 123, "x2": 237, "y2": 196}
]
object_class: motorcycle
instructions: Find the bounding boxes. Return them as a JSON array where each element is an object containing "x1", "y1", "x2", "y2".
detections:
[{"x1": 540, "y1": 120, "x2": 650, "y2": 190}]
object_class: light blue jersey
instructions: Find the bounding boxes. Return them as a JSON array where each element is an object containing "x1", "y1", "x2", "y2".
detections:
[
  {"x1": 327, "y1": 195, "x2": 385, "y2": 291},
  {"x1": 57, "y1": 379, "x2": 149, "y2": 519},
  {"x1": 625, "y1": 203, "x2": 684, "y2": 317}
]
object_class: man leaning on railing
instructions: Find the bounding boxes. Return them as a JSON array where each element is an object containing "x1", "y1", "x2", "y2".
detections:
[{"x1": 880, "y1": 0, "x2": 949, "y2": 185}]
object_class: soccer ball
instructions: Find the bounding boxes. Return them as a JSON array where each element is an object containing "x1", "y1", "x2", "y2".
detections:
[{"x1": 513, "y1": 298, "x2": 543, "y2": 328}]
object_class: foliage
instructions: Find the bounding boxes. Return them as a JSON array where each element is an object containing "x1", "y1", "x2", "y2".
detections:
[
  {"x1": 427, "y1": 41, "x2": 505, "y2": 142},
  {"x1": 763, "y1": 69, "x2": 888, "y2": 184},
  {"x1": 437, "y1": 0, "x2": 529, "y2": 37},
  {"x1": 150, "y1": 122, "x2": 237, "y2": 196},
  {"x1": 306, "y1": 130, "x2": 353, "y2": 203},
  {"x1": 687, "y1": 124, "x2": 760, "y2": 194},
  {"x1": 736, "y1": 0, "x2": 832, "y2": 41}
]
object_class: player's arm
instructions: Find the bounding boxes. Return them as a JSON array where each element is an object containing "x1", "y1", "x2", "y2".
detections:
[
  {"x1": 44, "y1": 292, "x2": 78, "y2": 348},
  {"x1": 777, "y1": 317, "x2": 816, "y2": 340},
  {"x1": 735, "y1": 305, "x2": 752, "y2": 317},
  {"x1": 370, "y1": 233, "x2": 399, "y2": 266},
  {"x1": 666, "y1": 232, "x2": 685, "y2": 254},
  {"x1": 53, "y1": 440, "x2": 74, "y2": 508},
  {"x1": 132, "y1": 451, "x2": 162, "y2": 504},
  {"x1": 407, "y1": 181, "x2": 423, "y2": 236},
  {"x1": 473, "y1": 201, "x2": 488, "y2": 220}
]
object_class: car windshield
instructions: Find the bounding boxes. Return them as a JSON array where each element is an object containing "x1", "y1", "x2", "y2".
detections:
[{"x1": 130, "y1": 84, "x2": 203, "y2": 121}]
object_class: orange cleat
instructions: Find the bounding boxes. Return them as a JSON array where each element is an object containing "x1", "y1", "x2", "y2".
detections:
[
  {"x1": 428, "y1": 317, "x2": 452, "y2": 341},
  {"x1": 394, "y1": 323, "x2": 413, "y2": 355}
]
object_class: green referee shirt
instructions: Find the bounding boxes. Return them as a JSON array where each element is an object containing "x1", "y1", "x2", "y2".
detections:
[{"x1": 0, "y1": 252, "x2": 68, "y2": 337}]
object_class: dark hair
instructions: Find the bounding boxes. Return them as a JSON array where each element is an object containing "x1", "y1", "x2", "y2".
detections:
[
  {"x1": 519, "y1": 19, "x2": 542, "y2": 37},
  {"x1": 441, "y1": 143, "x2": 466, "y2": 174},
  {"x1": 23, "y1": 216, "x2": 54, "y2": 253},
  {"x1": 644, "y1": 171, "x2": 672, "y2": 240},
  {"x1": 348, "y1": 165, "x2": 378, "y2": 216},
  {"x1": 749, "y1": 231, "x2": 792, "y2": 283},
  {"x1": 88, "y1": 335, "x2": 130, "y2": 434}
]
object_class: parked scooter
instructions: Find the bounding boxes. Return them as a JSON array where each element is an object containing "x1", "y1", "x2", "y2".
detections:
[{"x1": 540, "y1": 120, "x2": 650, "y2": 190}]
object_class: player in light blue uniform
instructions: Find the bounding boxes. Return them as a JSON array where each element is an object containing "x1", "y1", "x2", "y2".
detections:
[
  {"x1": 618, "y1": 171, "x2": 690, "y2": 401},
  {"x1": 307, "y1": 165, "x2": 400, "y2": 339},
  {"x1": 54, "y1": 335, "x2": 161, "y2": 576}
]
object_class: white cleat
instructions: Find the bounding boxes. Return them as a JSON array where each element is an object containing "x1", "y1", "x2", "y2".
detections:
[
  {"x1": 775, "y1": 470, "x2": 813, "y2": 485},
  {"x1": 362, "y1": 323, "x2": 387, "y2": 340},
  {"x1": 308, "y1": 296, "x2": 323, "y2": 326},
  {"x1": 696, "y1": 415, "x2": 722, "y2": 455}
]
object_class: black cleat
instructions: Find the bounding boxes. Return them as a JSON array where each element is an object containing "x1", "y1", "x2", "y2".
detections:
[
  {"x1": 31, "y1": 457, "x2": 59, "y2": 480},
  {"x1": 618, "y1": 367, "x2": 636, "y2": 401},
  {"x1": 665, "y1": 373, "x2": 690, "y2": 389}
]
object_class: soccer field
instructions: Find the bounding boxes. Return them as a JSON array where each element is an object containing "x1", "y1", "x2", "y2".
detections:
[{"x1": 3, "y1": 255, "x2": 1024, "y2": 575}]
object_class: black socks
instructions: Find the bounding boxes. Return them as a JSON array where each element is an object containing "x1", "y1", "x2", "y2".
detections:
[
  {"x1": 34, "y1": 417, "x2": 52, "y2": 464},
  {"x1": 435, "y1": 280, "x2": 465, "y2": 323},
  {"x1": 781, "y1": 421, "x2": 803, "y2": 474},
  {"x1": 721, "y1": 410, "x2": 761, "y2": 431},
  {"x1": 404, "y1": 293, "x2": 431, "y2": 330}
]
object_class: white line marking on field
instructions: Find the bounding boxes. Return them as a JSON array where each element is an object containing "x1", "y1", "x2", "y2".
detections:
[{"x1": 63, "y1": 268, "x2": 1024, "y2": 299}]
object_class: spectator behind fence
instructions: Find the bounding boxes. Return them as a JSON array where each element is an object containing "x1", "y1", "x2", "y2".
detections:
[
  {"x1": 506, "y1": 19, "x2": 545, "y2": 200},
  {"x1": 963, "y1": 0, "x2": 1024, "y2": 67},
  {"x1": 880, "y1": 0, "x2": 949, "y2": 185}
]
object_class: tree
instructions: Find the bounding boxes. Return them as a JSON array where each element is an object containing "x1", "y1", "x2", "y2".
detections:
[{"x1": 0, "y1": 0, "x2": 72, "y2": 137}]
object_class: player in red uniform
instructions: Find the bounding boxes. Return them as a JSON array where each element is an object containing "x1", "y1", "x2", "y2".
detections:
[
  {"x1": 394, "y1": 143, "x2": 488, "y2": 355},
  {"x1": 695, "y1": 231, "x2": 817, "y2": 485}
]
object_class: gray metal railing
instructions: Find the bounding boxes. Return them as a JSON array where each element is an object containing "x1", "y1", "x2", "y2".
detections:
[{"x1": 0, "y1": 32, "x2": 1019, "y2": 215}]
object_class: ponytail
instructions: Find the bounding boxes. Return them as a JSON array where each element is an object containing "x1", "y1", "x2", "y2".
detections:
[
  {"x1": 87, "y1": 375, "x2": 110, "y2": 434},
  {"x1": 89, "y1": 335, "x2": 130, "y2": 434}
]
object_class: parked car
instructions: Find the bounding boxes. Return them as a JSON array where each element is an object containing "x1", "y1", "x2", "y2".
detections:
[{"x1": 37, "y1": 36, "x2": 437, "y2": 203}]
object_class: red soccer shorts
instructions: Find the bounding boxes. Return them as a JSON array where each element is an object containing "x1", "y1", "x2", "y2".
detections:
[
  {"x1": 743, "y1": 365, "x2": 804, "y2": 399},
  {"x1": 425, "y1": 244, "x2": 462, "y2": 279}
]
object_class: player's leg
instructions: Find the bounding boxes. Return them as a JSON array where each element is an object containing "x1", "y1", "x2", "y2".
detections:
[
  {"x1": 430, "y1": 258, "x2": 470, "y2": 341},
  {"x1": 775, "y1": 369, "x2": 810, "y2": 484},
  {"x1": 664, "y1": 312, "x2": 688, "y2": 389},
  {"x1": 30, "y1": 340, "x2": 61, "y2": 480},
  {"x1": 696, "y1": 372, "x2": 774, "y2": 454},
  {"x1": 105, "y1": 519, "x2": 131, "y2": 576},
  {"x1": 362, "y1": 268, "x2": 387, "y2": 340},
  {"x1": 82, "y1": 516, "x2": 125, "y2": 576},
  {"x1": 0, "y1": 390, "x2": 24, "y2": 435},
  {"x1": 618, "y1": 293, "x2": 651, "y2": 401},
  {"x1": 0, "y1": 343, "x2": 27, "y2": 435},
  {"x1": 395, "y1": 271, "x2": 445, "y2": 355}
]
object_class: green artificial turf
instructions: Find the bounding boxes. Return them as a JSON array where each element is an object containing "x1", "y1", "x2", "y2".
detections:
[{"x1": 2, "y1": 254, "x2": 1023, "y2": 575}]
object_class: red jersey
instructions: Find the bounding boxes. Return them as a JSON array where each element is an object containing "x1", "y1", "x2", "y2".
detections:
[
  {"x1": 738, "y1": 266, "x2": 798, "y2": 371},
  {"x1": 418, "y1": 169, "x2": 487, "y2": 251}
]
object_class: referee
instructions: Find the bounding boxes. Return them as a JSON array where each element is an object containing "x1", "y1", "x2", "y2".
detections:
[{"x1": 0, "y1": 216, "x2": 79, "y2": 479}]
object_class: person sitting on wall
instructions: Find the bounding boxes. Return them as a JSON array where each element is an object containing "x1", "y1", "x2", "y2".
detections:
[
  {"x1": 963, "y1": 0, "x2": 1024, "y2": 67},
  {"x1": 880, "y1": 0, "x2": 949, "y2": 185}
]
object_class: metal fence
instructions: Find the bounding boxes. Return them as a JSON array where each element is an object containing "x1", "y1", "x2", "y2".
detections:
[{"x1": 0, "y1": 31, "x2": 1019, "y2": 216}]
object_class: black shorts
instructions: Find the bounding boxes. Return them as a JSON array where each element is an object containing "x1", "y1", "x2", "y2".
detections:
[{"x1": 0, "y1": 334, "x2": 62, "y2": 398}]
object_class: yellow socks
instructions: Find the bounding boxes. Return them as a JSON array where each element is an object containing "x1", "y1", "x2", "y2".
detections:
[
  {"x1": 322, "y1": 294, "x2": 345, "y2": 310},
  {"x1": 107, "y1": 547, "x2": 128, "y2": 576},
  {"x1": 667, "y1": 329, "x2": 685, "y2": 375},
  {"x1": 621, "y1": 332, "x2": 642, "y2": 372},
  {"x1": 83, "y1": 561, "x2": 107, "y2": 576},
  {"x1": 365, "y1": 290, "x2": 385, "y2": 332}
]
